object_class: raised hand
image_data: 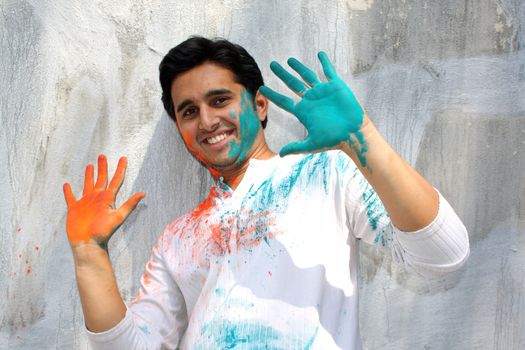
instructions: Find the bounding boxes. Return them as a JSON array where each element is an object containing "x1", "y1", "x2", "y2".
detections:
[
  {"x1": 259, "y1": 52, "x2": 367, "y2": 166},
  {"x1": 63, "y1": 154, "x2": 145, "y2": 248}
]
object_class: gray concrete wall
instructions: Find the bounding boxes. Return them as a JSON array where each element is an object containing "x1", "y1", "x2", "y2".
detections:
[{"x1": 1, "y1": 0, "x2": 523, "y2": 348}]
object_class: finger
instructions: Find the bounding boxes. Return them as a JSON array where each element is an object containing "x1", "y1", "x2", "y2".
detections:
[
  {"x1": 279, "y1": 139, "x2": 317, "y2": 157},
  {"x1": 287, "y1": 57, "x2": 320, "y2": 86},
  {"x1": 83, "y1": 164, "x2": 94, "y2": 196},
  {"x1": 108, "y1": 157, "x2": 127, "y2": 197},
  {"x1": 117, "y1": 192, "x2": 145, "y2": 221},
  {"x1": 63, "y1": 183, "x2": 76, "y2": 208},
  {"x1": 259, "y1": 86, "x2": 295, "y2": 114},
  {"x1": 318, "y1": 51, "x2": 337, "y2": 80},
  {"x1": 269, "y1": 61, "x2": 308, "y2": 96},
  {"x1": 94, "y1": 154, "x2": 108, "y2": 189}
]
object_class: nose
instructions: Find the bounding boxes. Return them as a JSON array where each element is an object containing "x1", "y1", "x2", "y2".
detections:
[{"x1": 198, "y1": 106, "x2": 220, "y2": 131}]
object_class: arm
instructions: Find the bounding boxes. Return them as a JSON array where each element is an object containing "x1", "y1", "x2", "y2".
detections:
[
  {"x1": 86, "y1": 234, "x2": 188, "y2": 350},
  {"x1": 260, "y1": 52, "x2": 438, "y2": 231},
  {"x1": 260, "y1": 52, "x2": 469, "y2": 273},
  {"x1": 340, "y1": 116, "x2": 438, "y2": 232},
  {"x1": 73, "y1": 244, "x2": 127, "y2": 332},
  {"x1": 63, "y1": 155, "x2": 144, "y2": 332}
]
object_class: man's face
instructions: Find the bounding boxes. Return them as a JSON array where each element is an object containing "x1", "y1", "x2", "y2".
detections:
[{"x1": 171, "y1": 62, "x2": 266, "y2": 171}]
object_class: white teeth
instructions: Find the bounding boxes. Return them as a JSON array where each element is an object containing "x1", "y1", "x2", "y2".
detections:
[{"x1": 207, "y1": 132, "x2": 228, "y2": 145}]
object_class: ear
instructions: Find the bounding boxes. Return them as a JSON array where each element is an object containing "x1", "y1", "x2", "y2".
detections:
[{"x1": 254, "y1": 89, "x2": 269, "y2": 122}]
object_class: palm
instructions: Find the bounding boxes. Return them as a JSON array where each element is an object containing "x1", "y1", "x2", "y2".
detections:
[
  {"x1": 63, "y1": 155, "x2": 144, "y2": 247},
  {"x1": 66, "y1": 190, "x2": 120, "y2": 243},
  {"x1": 294, "y1": 79, "x2": 363, "y2": 149},
  {"x1": 259, "y1": 52, "x2": 367, "y2": 165}
]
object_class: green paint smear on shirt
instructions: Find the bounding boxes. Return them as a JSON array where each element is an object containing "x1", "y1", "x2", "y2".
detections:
[{"x1": 198, "y1": 319, "x2": 318, "y2": 350}]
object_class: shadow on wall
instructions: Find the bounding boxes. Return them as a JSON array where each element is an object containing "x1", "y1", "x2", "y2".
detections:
[
  {"x1": 415, "y1": 111, "x2": 525, "y2": 241},
  {"x1": 115, "y1": 112, "x2": 214, "y2": 295}
]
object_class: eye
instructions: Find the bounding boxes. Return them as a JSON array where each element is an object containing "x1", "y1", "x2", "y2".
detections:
[
  {"x1": 182, "y1": 107, "x2": 197, "y2": 119},
  {"x1": 213, "y1": 96, "x2": 229, "y2": 106}
]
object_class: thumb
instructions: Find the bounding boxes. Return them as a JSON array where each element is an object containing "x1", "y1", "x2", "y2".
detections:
[
  {"x1": 116, "y1": 192, "x2": 145, "y2": 222},
  {"x1": 279, "y1": 139, "x2": 316, "y2": 157}
]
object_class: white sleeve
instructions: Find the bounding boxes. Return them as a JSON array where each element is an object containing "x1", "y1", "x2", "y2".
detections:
[
  {"x1": 389, "y1": 191, "x2": 470, "y2": 277},
  {"x1": 86, "y1": 233, "x2": 188, "y2": 350},
  {"x1": 344, "y1": 161, "x2": 469, "y2": 278}
]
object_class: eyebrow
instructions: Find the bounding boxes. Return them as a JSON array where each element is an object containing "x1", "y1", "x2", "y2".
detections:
[{"x1": 175, "y1": 88, "x2": 233, "y2": 114}]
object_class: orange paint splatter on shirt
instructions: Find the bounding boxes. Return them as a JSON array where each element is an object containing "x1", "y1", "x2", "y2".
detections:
[{"x1": 143, "y1": 260, "x2": 154, "y2": 286}]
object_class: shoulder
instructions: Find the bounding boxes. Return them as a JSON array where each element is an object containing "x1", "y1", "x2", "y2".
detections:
[
  {"x1": 275, "y1": 150, "x2": 352, "y2": 170},
  {"x1": 288, "y1": 150, "x2": 359, "y2": 177},
  {"x1": 157, "y1": 208, "x2": 199, "y2": 252}
]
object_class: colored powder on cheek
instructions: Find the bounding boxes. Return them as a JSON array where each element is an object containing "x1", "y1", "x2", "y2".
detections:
[
  {"x1": 181, "y1": 130, "x2": 205, "y2": 162},
  {"x1": 181, "y1": 130, "x2": 221, "y2": 178},
  {"x1": 227, "y1": 91, "x2": 260, "y2": 164}
]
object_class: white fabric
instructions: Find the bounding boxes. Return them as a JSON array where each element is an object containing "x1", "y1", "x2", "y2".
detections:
[{"x1": 87, "y1": 150, "x2": 469, "y2": 350}]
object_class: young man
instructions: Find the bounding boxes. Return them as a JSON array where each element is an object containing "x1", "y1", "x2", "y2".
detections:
[{"x1": 63, "y1": 37, "x2": 469, "y2": 349}]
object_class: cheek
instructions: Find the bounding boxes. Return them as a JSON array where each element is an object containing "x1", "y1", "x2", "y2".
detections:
[
  {"x1": 181, "y1": 130, "x2": 201, "y2": 154},
  {"x1": 227, "y1": 109, "x2": 239, "y2": 122},
  {"x1": 181, "y1": 130, "x2": 193, "y2": 145}
]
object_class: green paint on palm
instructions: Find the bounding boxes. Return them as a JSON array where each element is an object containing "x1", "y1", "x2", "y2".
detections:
[{"x1": 260, "y1": 51, "x2": 367, "y2": 166}]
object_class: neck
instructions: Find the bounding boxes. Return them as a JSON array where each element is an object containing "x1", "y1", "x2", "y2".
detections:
[{"x1": 211, "y1": 142, "x2": 276, "y2": 190}]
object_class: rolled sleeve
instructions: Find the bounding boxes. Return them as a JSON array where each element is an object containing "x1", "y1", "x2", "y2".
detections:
[{"x1": 391, "y1": 191, "x2": 470, "y2": 277}]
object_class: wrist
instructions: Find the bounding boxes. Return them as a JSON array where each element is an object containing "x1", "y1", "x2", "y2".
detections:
[
  {"x1": 341, "y1": 114, "x2": 379, "y2": 165},
  {"x1": 71, "y1": 242, "x2": 111, "y2": 269}
]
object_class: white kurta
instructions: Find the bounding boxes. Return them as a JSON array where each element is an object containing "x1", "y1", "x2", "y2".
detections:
[{"x1": 87, "y1": 151, "x2": 470, "y2": 350}]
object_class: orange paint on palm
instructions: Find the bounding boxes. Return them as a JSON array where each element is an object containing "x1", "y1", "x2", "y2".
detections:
[
  {"x1": 66, "y1": 191, "x2": 118, "y2": 243},
  {"x1": 63, "y1": 155, "x2": 145, "y2": 247}
]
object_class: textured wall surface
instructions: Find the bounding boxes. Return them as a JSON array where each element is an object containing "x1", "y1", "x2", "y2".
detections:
[{"x1": 1, "y1": 0, "x2": 524, "y2": 349}]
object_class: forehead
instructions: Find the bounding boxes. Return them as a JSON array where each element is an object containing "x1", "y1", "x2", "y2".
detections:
[{"x1": 170, "y1": 62, "x2": 241, "y2": 102}]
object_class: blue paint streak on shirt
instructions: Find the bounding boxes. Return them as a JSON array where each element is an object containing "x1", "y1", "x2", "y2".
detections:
[
  {"x1": 359, "y1": 177, "x2": 390, "y2": 246},
  {"x1": 138, "y1": 324, "x2": 151, "y2": 335},
  {"x1": 198, "y1": 319, "x2": 318, "y2": 350},
  {"x1": 199, "y1": 320, "x2": 281, "y2": 349}
]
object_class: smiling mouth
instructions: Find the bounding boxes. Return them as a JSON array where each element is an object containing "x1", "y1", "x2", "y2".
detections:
[{"x1": 202, "y1": 130, "x2": 235, "y2": 145}]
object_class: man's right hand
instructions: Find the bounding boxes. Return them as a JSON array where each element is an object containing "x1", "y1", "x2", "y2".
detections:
[{"x1": 63, "y1": 154, "x2": 145, "y2": 251}]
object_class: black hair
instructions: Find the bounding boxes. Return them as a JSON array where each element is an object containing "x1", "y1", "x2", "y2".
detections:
[{"x1": 159, "y1": 36, "x2": 267, "y2": 128}]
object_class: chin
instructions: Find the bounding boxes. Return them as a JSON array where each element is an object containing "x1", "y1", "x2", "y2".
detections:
[{"x1": 208, "y1": 155, "x2": 243, "y2": 171}]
